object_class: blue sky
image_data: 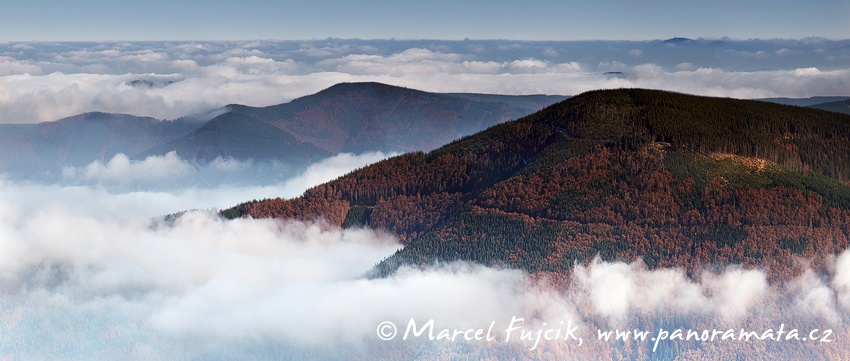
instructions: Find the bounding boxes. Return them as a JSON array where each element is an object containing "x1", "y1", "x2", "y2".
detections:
[
  {"x1": 0, "y1": 1, "x2": 848, "y2": 124},
  {"x1": 1, "y1": 0, "x2": 848, "y2": 41}
]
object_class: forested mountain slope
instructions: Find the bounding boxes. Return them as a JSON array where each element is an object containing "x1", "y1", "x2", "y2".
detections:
[
  {"x1": 226, "y1": 82, "x2": 567, "y2": 154},
  {"x1": 224, "y1": 89, "x2": 850, "y2": 280},
  {"x1": 0, "y1": 82, "x2": 566, "y2": 177}
]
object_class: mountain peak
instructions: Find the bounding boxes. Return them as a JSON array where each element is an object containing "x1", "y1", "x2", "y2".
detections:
[
  {"x1": 224, "y1": 88, "x2": 850, "y2": 279},
  {"x1": 663, "y1": 37, "x2": 695, "y2": 44},
  {"x1": 324, "y1": 81, "x2": 409, "y2": 91},
  {"x1": 229, "y1": 81, "x2": 565, "y2": 154},
  {"x1": 529, "y1": 88, "x2": 850, "y2": 169},
  {"x1": 310, "y1": 81, "x2": 426, "y2": 99}
]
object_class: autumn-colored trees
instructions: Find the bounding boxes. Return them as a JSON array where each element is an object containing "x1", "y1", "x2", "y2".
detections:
[{"x1": 221, "y1": 88, "x2": 850, "y2": 280}]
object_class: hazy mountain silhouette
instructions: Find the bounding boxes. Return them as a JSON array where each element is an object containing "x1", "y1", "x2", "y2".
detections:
[
  {"x1": 759, "y1": 96, "x2": 849, "y2": 107},
  {"x1": 809, "y1": 98, "x2": 850, "y2": 115},
  {"x1": 197, "y1": 82, "x2": 568, "y2": 155},
  {"x1": 0, "y1": 112, "x2": 197, "y2": 177},
  {"x1": 0, "y1": 82, "x2": 566, "y2": 178}
]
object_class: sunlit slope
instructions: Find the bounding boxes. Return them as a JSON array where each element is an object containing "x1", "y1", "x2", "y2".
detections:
[{"x1": 225, "y1": 88, "x2": 850, "y2": 279}]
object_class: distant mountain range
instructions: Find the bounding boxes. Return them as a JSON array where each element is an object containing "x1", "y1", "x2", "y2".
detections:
[
  {"x1": 0, "y1": 82, "x2": 567, "y2": 178},
  {"x1": 758, "y1": 96, "x2": 850, "y2": 107},
  {"x1": 0, "y1": 112, "x2": 200, "y2": 177},
  {"x1": 179, "y1": 82, "x2": 567, "y2": 157},
  {"x1": 1, "y1": 82, "x2": 846, "y2": 180},
  {"x1": 224, "y1": 89, "x2": 850, "y2": 281},
  {"x1": 809, "y1": 98, "x2": 850, "y2": 115}
]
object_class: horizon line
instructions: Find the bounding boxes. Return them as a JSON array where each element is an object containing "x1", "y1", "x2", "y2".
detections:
[{"x1": 1, "y1": 36, "x2": 848, "y2": 43}]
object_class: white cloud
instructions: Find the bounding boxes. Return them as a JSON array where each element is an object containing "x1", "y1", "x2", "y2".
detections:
[
  {"x1": 542, "y1": 47, "x2": 559, "y2": 57},
  {"x1": 0, "y1": 56, "x2": 41, "y2": 75},
  {"x1": 702, "y1": 268, "x2": 769, "y2": 321},
  {"x1": 58, "y1": 151, "x2": 393, "y2": 201},
  {"x1": 278, "y1": 151, "x2": 397, "y2": 198},
  {"x1": 208, "y1": 156, "x2": 248, "y2": 173},
  {"x1": 793, "y1": 67, "x2": 822, "y2": 76},
  {"x1": 0, "y1": 172, "x2": 849, "y2": 358},
  {"x1": 791, "y1": 269, "x2": 839, "y2": 322},
  {"x1": 0, "y1": 177, "x2": 576, "y2": 357},
  {"x1": 572, "y1": 260, "x2": 702, "y2": 320},
  {"x1": 65, "y1": 151, "x2": 192, "y2": 183},
  {"x1": 52, "y1": 151, "x2": 394, "y2": 215},
  {"x1": 776, "y1": 48, "x2": 793, "y2": 56},
  {"x1": 833, "y1": 250, "x2": 850, "y2": 309},
  {"x1": 507, "y1": 59, "x2": 550, "y2": 73},
  {"x1": 0, "y1": 40, "x2": 847, "y2": 124},
  {"x1": 571, "y1": 258, "x2": 769, "y2": 322},
  {"x1": 674, "y1": 62, "x2": 696, "y2": 71}
]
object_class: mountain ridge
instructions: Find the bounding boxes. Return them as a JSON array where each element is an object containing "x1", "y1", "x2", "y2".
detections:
[
  {"x1": 0, "y1": 82, "x2": 567, "y2": 178},
  {"x1": 0, "y1": 112, "x2": 197, "y2": 176},
  {"x1": 809, "y1": 98, "x2": 850, "y2": 115},
  {"x1": 225, "y1": 81, "x2": 567, "y2": 154},
  {"x1": 223, "y1": 88, "x2": 850, "y2": 280}
]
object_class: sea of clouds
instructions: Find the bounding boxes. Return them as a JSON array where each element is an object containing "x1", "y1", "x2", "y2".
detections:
[
  {"x1": 0, "y1": 38, "x2": 848, "y2": 124},
  {"x1": 0, "y1": 38, "x2": 849, "y2": 359},
  {"x1": 0, "y1": 149, "x2": 848, "y2": 359}
]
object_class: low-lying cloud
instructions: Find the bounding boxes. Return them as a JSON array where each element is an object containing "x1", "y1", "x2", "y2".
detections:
[
  {"x1": 1, "y1": 170, "x2": 849, "y2": 359},
  {"x1": 63, "y1": 151, "x2": 192, "y2": 183},
  {"x1": 0, "y1": 151, "x2": 395, "y2": 226},
  {"x1": 0, "y1": 39, "x2": 848, "y2": 124},
  {"x1": 277, "y1": 151, "x2": 398, "y2": 198},
  {"x1": 58, "y1": 151, "x2": 395, "y2": 198},
  {"x1": 1, "y1": 38, "x2": 849, "y2": 359}
]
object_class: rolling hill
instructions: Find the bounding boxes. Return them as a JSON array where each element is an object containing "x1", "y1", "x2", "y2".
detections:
[
  {"x1": 0, "y1": 112, "x2": 199, "y2": 177},
  {"x1": 138, "y1": 111, "x2": 331, "y2": 167},
  {"x1": 758, "y1": 96, "x2": 849, "y2": 107},
  {"x1": 196, "y1": 82, "x2": 568, "y2": 155},
  {"x1": 759, "y1": 96, "x2": 850, "y2": 115},
  {"x1": 810, "y1": 98, "x2": 850, "y2": 115},
  {"x1": 0, "y1": 83, "x2": 566, "y2": 178},
  {"x1": 223, "y1": 88, "x2": 850, "y2": 280}
]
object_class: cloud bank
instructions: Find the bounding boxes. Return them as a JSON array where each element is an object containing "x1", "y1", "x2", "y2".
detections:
[
  {"x1": 0, "y1": 38, "x2": 849, "y2": 359},
  {"x1": 1, "y1": 171, "x2": 849, "y2": 359},
  {"x1": 56, "y1": 151, "x2": 395, "y2": 201},
  {"x1": 62, "y1": 151, "x2": 192, "y2": 183},
  {"x1": 0, "y1": 39, "x2": 848, "y2": 124}
]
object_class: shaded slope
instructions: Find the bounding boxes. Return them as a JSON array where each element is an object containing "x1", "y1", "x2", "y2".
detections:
[
  {"x1": 1, "y1": 82, "x2": 565, "y2": 177},
  {"x1": 759, "y1": 96, "x2": 849, "y2": 107},
  {"x1": 139, "y1": 111, "x2": 330, "y2": 166},
  {"x1": 226, "y1": 82, "x2": 565, "y2": 154},
  {"x1": 810, "y1": 98, "x2": 850, "y2": 115},
  {"x1": 0, "y1": 112, "x2": 196, "y2": 176},
  {"x1": 223, "y1": 89, "x2": 850, "y2": 280},
  {"x1": 446, "y1": 92, "x2": 568, "y2": 112}
]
